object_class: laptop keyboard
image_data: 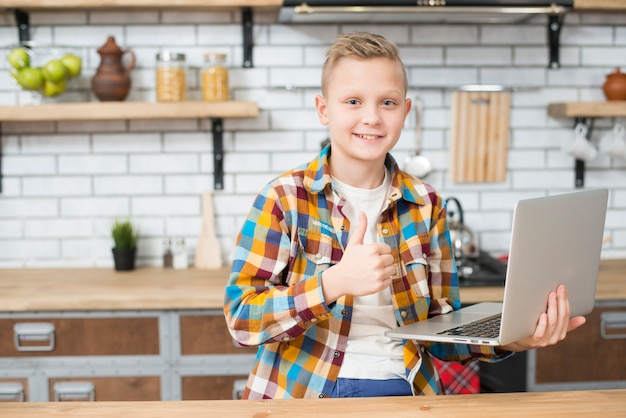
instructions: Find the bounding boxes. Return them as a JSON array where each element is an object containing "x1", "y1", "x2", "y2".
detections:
[{"x1": 437, "y1": 314, "x2": 502, "y2": 339}]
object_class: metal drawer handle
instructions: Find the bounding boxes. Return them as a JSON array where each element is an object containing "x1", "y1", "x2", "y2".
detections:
[
  {"x1": 54, "y1": 382, "x2": 95, "y2": 402},
  {"x1": 13, "y1": 322, "x2": 55, "y2": 352},
  {"x1": 0, "y1": 383, "x2": 25, "y2": 402},
  {"x1": 600, "y1": 312, "x2": 626, "y2": 340}
]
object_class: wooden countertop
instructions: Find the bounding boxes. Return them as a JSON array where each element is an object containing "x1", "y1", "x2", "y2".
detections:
[
  {"x1": 0, "y1": 259, "x2": 624, "y2": 312},
  {"x1": 0, "y1": 389, "x2": 624, "y2": 417}
]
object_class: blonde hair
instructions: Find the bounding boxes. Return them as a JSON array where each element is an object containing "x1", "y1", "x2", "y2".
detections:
[{"x1": 321, "y1": 32, "x2": 408, "y2": 94}]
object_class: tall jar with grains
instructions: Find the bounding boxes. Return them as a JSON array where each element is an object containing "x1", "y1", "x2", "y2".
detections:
[
  {"x1": 201, "y1": 53, "x2": 229, "y2": 102},
  {"x1": 156, "y1": 51, "x2": 186, "y2": 102}
]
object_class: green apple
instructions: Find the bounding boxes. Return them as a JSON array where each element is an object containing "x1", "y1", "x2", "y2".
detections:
[
  {"x1": 42, "y1": 79, "x2": 67, "y2": 97},
  {"x1": 9, "y1": 67, "x2": 19, "y2": 81},
  {"x1": 42, "y1": 59, "x2": 67, "y2": 83},
  {"x1": 16, "y1": 67, "x2": 44, "y2": 91},
  {"x1": 7, "y1": 47, "x2": 30, "y2": 70},
  {"x1": 60, "y1": 53, "x2": 82, "y2": 78}
]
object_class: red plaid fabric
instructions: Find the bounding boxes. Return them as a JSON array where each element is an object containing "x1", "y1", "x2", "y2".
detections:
[{"x1": 431, "y1": 357, "x2": 480, "y2": 395}]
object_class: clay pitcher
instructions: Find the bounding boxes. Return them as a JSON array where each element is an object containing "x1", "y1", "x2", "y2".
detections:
[
  {"x1": 602, "y1": 67, "x2": 626, "y2": 101},
  {"x1": 92, "y1": 36, "x2": 136, "y2": 101}
]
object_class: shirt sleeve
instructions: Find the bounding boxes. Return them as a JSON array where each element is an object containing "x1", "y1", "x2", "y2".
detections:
[
  {"x1": 426, "y1": 192, "x2": 461, "y2": 317},
  {"x1": 223, "y1": 186, "x2": 332, "y2": 347}
]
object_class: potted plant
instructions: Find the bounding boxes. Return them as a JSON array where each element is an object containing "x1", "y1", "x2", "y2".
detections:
[{"x1": 111, "y1": 218, "x2": 138, "y2": 271}]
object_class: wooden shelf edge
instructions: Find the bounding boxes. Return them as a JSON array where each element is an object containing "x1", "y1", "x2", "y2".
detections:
[
  {"x1": 574, "y1": 0, "x2": 626, "y2": 10},
  {"x1": 1, "y1": 0, "x2": 281, "y2": 10},
  {"x1": 0, "y1": 101, "x2": 259, "y2": 122},
  {"x1": 548, "y1": 101, "x2": 626, "y2": 118}
]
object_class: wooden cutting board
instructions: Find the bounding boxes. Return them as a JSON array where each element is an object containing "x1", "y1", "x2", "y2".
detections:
[
  {"x1": 449, "y1": 91, "x2": 511, "y2": 183},
  {"x1": 194, "y1": 191, "x2": 223, "y2": 269}
]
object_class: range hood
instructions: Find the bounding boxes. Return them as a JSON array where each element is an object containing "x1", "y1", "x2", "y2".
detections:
[{"x1": 278, "y1": 1, "x2": 573, "y2": 24}]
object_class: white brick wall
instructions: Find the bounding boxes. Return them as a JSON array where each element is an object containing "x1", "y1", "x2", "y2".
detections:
[{"x1": 1, "y1": 9, "x2": 626, "y2": 268}]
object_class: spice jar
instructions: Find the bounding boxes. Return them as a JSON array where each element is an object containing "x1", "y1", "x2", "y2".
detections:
[
  {"x1": 156, "y1": 51, "x2": 186, "y2": 102},
  {"x1": 201, "y1": 53, "x2": 229, "y2": 102}
]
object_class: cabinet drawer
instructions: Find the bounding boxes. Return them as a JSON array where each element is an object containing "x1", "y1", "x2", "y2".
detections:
[
  {"x1": 0, "y1": 378, "x2": 28, "y2": 402},
  {"x1": 181, "y1": 375, "x2": 248, "y2": 400},
  {"x1": 48, "y1": 376, "x2": 161, "y2": 401},
  {"x1": 0, "y1": 317, "x2": 159, "y2": 357},
  {"x1": 180, "y1": 314, "x2": 256, "y2": 355},
  {"x1": 535, "y1": 306, "x2": 626, "y2": 383}
]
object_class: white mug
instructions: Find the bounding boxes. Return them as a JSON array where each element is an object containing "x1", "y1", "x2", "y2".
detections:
[
  {"x1": 602, "y1": 123, "x2": 626, "y2": 161},
  {"x1": 564, "y1": 123, "x2": 598, "y2": 162}
]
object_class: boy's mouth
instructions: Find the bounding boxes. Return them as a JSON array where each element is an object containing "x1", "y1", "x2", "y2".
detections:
[{"x1": 355, "y1": 133, "x2": 382, "y2": 141}]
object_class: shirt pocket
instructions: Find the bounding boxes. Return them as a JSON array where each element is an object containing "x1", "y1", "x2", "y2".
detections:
[
  {"x1": 399, "y1": 233, "x2": 430, "y2": 298},
  {"x1": 297, "y1": 227, "x2": 341, "y2": 274}
]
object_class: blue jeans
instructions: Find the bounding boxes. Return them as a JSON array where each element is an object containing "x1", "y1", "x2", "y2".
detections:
[{"x1": 329, "y1": 378, "x2": 413, "y2": 398}]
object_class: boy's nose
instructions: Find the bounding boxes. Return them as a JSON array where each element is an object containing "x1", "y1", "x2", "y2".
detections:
[{"x1": 361, "y1": 105, "x2": 382, "y2": 125}]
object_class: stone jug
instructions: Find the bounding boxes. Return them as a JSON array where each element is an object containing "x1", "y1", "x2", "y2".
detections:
[
  {"x1": 91, "y1": 36, "x2": 136, "y2": 101},
  {"x1": 602, "y1": 67, "x2": 626, "y2": 101}
]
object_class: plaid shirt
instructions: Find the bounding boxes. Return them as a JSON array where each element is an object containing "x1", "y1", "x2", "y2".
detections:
[{"x1": 224, "y1": 146, "x2": 510, "y2": 399}]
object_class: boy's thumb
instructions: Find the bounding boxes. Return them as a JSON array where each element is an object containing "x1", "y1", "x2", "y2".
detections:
[{"x1": 348, "y1": 211, "x2": 367, "y2": 247}]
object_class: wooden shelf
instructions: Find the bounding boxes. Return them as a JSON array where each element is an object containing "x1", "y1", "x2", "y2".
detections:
[
  {"x1": 0, "y1": 101, "x2": 259, "y2": 191},
  {"x1": 0, "y1": 0, "x2": 281, "y2": 11},
  {"x1": 548, "y1": 101, "x2": 626, "y2": 118},
  {"x1": 0, "y1": 101, "x2": 259, "y2": 122},
  {"x1": 574, "y1": 0, "x2": 626, "y2": 10},
  {"x1": 547, "y1": 101, "x2": 626, "y2": 188}
]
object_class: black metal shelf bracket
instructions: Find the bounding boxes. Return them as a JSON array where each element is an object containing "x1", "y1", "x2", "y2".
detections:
[
  {"x1": 212, "y1": 118, "x2": 224, "y2": 190},
  {"x1": 573, "y1": 117, "x2": 594, "y2": 189},
  {"x1": 13, "y1": 8, "x2": 31, "y2": 43},
  {"x1": 548, "y1": 13, "x2": 564, "y2": 69},
  {"x1": 242, "y1": 7, "x2": 254, "y2": 68}
]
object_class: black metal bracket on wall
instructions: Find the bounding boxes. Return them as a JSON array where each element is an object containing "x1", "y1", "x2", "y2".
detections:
[
  {"x1": 212, "y1": 118, "x2": 224, "y2": 190},
  {"x1": 573, "y1": 117, "x2": 594, "y2": 189},
  {"x1": 13, "y1": 8, "x2": 30, "y2": 43},
  {"x1": 548, "y1": 14, "x2": 564, "y2": 69},
  {"x1": 242, "y1": 7, "x2": 254, "y2": 68}
]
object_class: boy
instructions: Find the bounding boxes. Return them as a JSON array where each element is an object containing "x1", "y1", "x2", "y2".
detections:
[{"x1": 223, "y1": 32, "x2": 584, "y2": 399}]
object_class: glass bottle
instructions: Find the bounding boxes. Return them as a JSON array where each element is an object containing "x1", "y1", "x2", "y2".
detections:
[
  {"x1": 173, "y1": 238, "x2": 188, "y2": 270},
  {"x1": 201, "y1": 53, "x2": 229, "y2": 102},
  {"x1": 163, "y1": 238, "x2": 173, "y2": 268},
  {"x1": 156, "y1": 51, "x2": 186, "y2": 102}
]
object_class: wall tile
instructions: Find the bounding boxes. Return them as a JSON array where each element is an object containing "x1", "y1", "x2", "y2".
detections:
[{"x1": 1, "y1": 12, "x2": 625, "y2": 266}]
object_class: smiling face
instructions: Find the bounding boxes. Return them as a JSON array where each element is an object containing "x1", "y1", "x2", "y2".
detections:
[{"x1": 315, "y1": 56, "x2": 412, "y2": 187}]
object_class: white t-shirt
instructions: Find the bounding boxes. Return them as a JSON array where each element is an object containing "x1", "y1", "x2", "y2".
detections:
[{"x1": 332, "y1": 171, "x2": 406, "y2": 380}]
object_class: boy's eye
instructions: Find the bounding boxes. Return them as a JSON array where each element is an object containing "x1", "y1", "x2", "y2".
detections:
[
  {"x1": 382, "y1": 99, "x2": 396, "y2": 106},
  {"x1": 347, "y1": 99, "x2": 359, "y2": 105}
]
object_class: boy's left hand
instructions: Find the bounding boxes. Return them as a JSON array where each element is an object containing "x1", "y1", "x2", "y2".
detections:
[{"x1": 499, "y1": 285, "x2": 586, "y2": 352}]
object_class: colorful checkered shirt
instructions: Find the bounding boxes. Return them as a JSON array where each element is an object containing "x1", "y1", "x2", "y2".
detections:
[{"x1": 224, "y1": 146, "x2": 510, "y2": 399}]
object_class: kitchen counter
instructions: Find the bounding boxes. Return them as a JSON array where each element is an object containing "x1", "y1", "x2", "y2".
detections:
[
  {"x1": 0, "y1": 389, "x2": 624, "y2": 417},
  {"x1": 0, "y1": 259, "x2": 624, "y2": 312}
]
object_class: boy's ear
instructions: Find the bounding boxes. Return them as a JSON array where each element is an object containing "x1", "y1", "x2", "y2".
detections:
[
  {"x1": 404, "y1": 98, "x2": 412, "y2": 118},
  {"x1": 315, "y1": 95, "x2": 329, "y2": 125}
]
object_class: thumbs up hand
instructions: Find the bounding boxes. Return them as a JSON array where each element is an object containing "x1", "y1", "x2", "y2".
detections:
[{"x1": 321, "y1": 211, "x2": 396, "y2": 303}]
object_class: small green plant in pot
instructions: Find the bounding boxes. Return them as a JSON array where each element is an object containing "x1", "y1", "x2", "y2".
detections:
[{"x1": 111, "y1": 218, "x2": 139, "y2": 271}]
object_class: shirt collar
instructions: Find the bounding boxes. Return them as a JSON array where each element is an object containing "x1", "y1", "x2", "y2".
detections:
[{"x1": 303, "y1": 145, "x2": 425, "y2": 206}]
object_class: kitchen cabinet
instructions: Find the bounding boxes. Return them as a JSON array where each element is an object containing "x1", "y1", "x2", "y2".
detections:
[
  {"x1": 530, "y1": 302, "x2": 626, "y2": 389},
  {"x1": 0, "y1": 267, "x2": 256, "y2": 402},
  {"x1": 0, "y1": 262, "x2": 624, "y2": 402}
]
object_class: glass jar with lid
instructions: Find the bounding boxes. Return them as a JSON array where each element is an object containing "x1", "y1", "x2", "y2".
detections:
[
  {"x1": 201, "y1": 52, "x2": 229, "y2": 102},
  {"x1": 156, "y1": 51, "x2": 186, "y2": 102}
]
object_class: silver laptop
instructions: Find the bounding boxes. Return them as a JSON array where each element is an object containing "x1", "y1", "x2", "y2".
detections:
[{"x1": 385, "y1": 189, "x2": 609, "y2": 346}]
